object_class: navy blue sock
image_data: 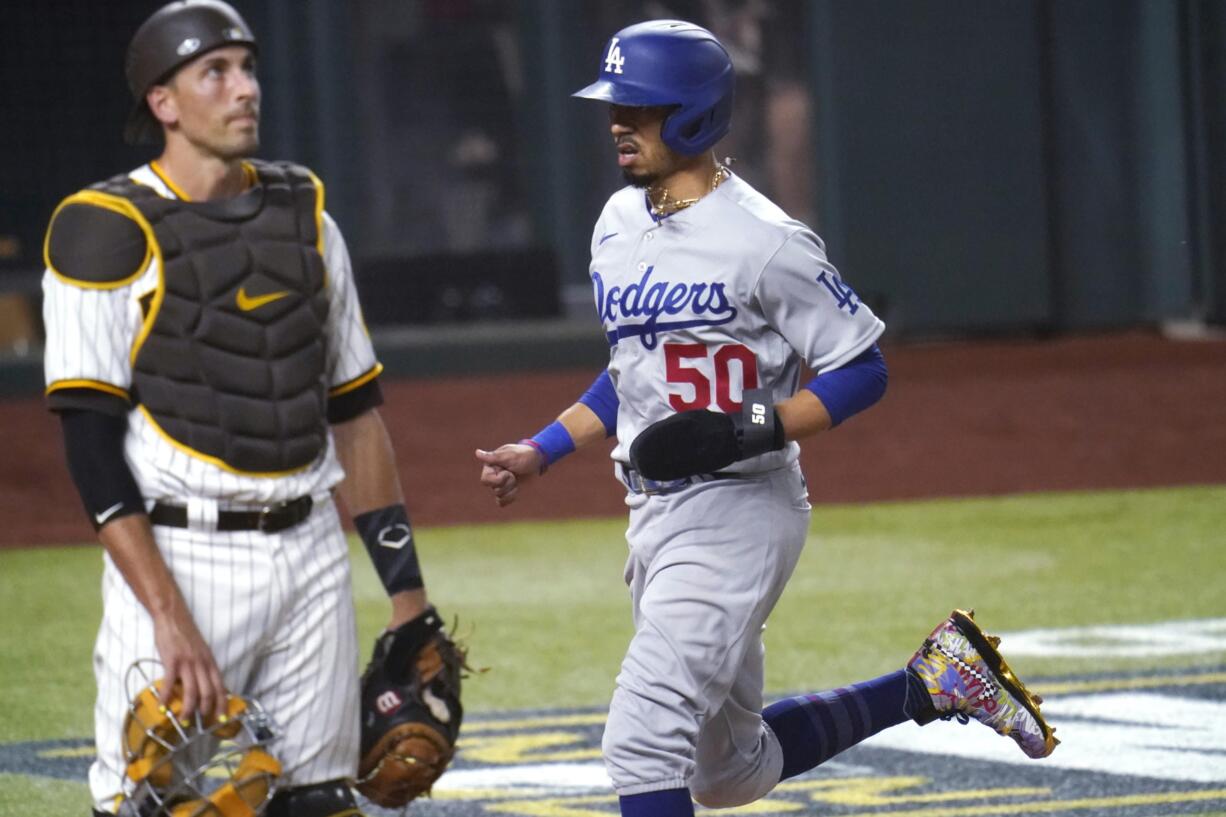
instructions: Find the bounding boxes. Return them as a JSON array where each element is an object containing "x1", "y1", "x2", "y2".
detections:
[
  {"x1": 619, "y1": 788, "x2": 693, "y2": 817},
  {"x1": 764, "y1": 669, "x2": 925, "y2": 780}
]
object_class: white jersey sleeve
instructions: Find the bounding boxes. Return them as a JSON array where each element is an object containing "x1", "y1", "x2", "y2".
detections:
[
  {"x1": 320, "y1": 212, "x2": 382, "y2": 394},
  {"x1": 43, "y1": 275, "x2": 147, "y2": 399},
  {"x1": 753, "y1": 228, "x2": 884, "y2": 373},
  {"x1": 41, "y1": 196, "x2": 156, "y2": 401}
]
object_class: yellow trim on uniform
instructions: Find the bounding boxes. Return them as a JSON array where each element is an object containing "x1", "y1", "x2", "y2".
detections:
[
  {"x1": 306, "y1": 168, "x2": 326, "y2": 261},
  {"x1": 43, "y1": 193, "x2": 153, "y2": 291},
  {"x1": 303, "y1": 168, "x2": 371, "y2": 344},
  {"x1": 357, "y1": 308, "x2": 375, "y2": 342},
  {"x1": 45, "y1": 379, "x2": 131, "y2": 401},
  {"x1": 149, "y1": 160, "x2": 192, "y2": 201},
  {"x1": 68, "y1": 192, "x2": 172, "y2": 368},
  {"x1": 136, "y1": 405, "x2": 314, "y2": 478},
  {"x1": 328, "y1": 362, "x2": 384, "y2": 398},
  {"x1": 148, "y1": 161, "x2": 257, "y2": 198}
]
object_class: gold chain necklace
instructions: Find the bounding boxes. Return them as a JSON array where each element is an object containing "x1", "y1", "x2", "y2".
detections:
[{"x1": 648, "y1": 163, "x2": 729, "y2": 217}]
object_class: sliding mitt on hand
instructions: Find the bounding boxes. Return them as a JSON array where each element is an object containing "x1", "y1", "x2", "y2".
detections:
[{"x1": 629, "y1": 389, "x2": 786, "y2": 481}]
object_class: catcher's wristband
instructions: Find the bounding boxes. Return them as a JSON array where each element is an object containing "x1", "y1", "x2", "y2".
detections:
[
  {"x1": 523, "y1": 420, "x2": 575, "y2": 473},
  {"x1": 355, "y1": 504, "x2": 424, "y2": 594}
]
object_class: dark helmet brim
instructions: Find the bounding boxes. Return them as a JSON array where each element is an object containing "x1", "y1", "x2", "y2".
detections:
[{"x1": 572, "y1": 79, "x2": 674, "y2": 108}]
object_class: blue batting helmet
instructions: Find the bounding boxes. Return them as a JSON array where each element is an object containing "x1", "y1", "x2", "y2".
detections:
[{"x1": 573, "y1": 19, "x2": 734, "y2": 156}]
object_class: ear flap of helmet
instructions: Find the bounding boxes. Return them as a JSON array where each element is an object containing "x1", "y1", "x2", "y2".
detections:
[{"x1": 661, "y1": 89, "x2": 735, "y2": 156}]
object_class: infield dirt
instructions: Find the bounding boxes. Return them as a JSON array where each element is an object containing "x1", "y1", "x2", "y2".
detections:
[{"x1": 2, "y1": 329, "x2": 1224, "y2": 548}]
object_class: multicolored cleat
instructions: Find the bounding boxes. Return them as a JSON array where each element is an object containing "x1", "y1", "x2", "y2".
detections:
[{"x1": 907, "y1": 608, "x2": 1058, "y2": 759}]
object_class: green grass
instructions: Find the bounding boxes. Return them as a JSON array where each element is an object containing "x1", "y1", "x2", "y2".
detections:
[
  {"x1": 1, "y1": 485, "x2": 1224, "y2": 813},
  {"x1": 0, "y1": 775, "x2": 87, "y2": 815},
  {"x1": 768, "y1": 485, "x2": 1226, "y2": 688}
]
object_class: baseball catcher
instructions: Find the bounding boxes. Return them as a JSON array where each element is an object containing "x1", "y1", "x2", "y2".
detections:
[
  {"x1": 45, "y1": 2, "x2": 463, "y2": 814},
  {"x1": 355, "y1": 607, "x2": 466, "y2": 806}
]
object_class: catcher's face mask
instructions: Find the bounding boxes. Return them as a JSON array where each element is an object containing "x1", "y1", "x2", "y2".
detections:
[{"x1": 116, "y1": 660, "x2": 281, "y2": 817}]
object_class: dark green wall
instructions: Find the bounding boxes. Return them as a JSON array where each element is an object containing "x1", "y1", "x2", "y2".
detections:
[{"x1": 2, "y1": 0, "x2": 1222, "y2": 338}]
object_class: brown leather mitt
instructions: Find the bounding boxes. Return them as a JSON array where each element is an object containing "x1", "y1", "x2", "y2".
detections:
[{"x1": 355, "y1": 607, "x2": 465, "y2": 807}]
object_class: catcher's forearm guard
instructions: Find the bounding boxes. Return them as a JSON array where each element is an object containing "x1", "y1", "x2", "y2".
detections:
[
  {"x1": 356, "y1": 606, "x2": 466, "y2": 807},
  {"x1": 354, "y1": 504, "x2": 424, "y2": 595}
]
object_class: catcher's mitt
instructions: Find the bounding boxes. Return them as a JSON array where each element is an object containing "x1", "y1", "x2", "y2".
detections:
[{"x1": 356, "y1": 606, "x2": 465, "y2": 807}]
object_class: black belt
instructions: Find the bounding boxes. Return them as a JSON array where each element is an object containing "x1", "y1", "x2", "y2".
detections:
[{"x1": 149, "y1": 496, "x2": 314, "y2": 533}]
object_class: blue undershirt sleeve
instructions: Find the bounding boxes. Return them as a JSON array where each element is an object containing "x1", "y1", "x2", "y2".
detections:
[
  {"x1": 803, "y1": 343, "x2": 888, "y2": 427},
  {"x1": 577, "y1": 369, "x2": 619, "y2": 437},
  {"x1": 524, "y1": 370, "x2": 619, "y2": 471}
]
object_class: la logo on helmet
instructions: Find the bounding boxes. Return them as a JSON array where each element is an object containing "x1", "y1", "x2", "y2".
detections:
[{"x1": 604, "y1": 37, "x2": 625, "y2": 74}]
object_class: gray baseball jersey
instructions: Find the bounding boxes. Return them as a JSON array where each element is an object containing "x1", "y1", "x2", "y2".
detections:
[
  {"x1": 589, "y1": 172, "x2": 884, "y2": 797},
  {"x1": 590, "y1": 172, "x2": 884, "y2": 471}
]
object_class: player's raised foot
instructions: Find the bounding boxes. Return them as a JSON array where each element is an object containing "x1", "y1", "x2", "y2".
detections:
[{"x1": 906, "y1": 608, "x2": 1058, "y2": 759}]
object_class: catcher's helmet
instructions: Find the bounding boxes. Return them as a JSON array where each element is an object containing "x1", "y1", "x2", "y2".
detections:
[
  {"x1": 116, "y1": 661, "x2": 280, "y2": 817},
  {"x1": 572, "y1": 19, "x2": 734, "y2": 156},
  {"x1": 123, "y1": 0, "x2": 258, "y2": 145}
]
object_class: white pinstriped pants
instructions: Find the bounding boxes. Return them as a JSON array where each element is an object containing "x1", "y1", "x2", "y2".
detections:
[{"x1": 89, "y1": 496, "x2": 360, "y2": 812}]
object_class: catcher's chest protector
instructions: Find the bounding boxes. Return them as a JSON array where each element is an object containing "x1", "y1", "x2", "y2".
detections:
[{"x1": 99, "y1": 161, "x2": 330, "y2": 474}]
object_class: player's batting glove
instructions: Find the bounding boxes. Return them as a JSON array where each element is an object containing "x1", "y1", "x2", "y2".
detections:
[
  {"x1": 630, "y1": 389, "x2": 786, "y2": 481},
  {"x1": 356, "y1": 607, "x2": 467, "y2": 807}
]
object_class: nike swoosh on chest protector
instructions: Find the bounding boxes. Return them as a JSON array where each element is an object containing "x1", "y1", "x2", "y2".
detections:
[{"x1": 236, "y1": 287, "x2": 291, "y2": 311}]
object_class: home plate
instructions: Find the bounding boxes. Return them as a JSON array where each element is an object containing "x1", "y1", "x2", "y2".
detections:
[{"x1": 435, "y1": 761, "x2": 612, "y2": 791}]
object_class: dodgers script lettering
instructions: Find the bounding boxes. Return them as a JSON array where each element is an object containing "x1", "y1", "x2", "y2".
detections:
[{"x1": 593, "y1": 266, "x2": 738, "y2": 349}]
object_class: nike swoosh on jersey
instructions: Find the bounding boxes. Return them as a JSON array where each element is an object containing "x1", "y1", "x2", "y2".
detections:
[
  {"x1": 95, "y1": 502, "x2": 124, "y2": 526},
  {"x1": 236, "y1": 287, "x2": 291, "y2": 311},
  {"x1": 599, "y1": 232, "x2": 619, "y2": 245}
]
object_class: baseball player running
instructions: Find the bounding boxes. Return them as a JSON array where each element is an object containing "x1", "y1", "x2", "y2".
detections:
[
  {"x1": 43, "y1": 2, "x2": 460, "y2": 814},
  {"x1": 477, "y1": 19, "x2": 1057, "y2": 815}
]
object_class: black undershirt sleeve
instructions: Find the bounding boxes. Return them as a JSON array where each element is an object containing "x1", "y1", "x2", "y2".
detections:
[
  {"x1": 328, "y1": 378, "x2": 384, "y2": 424},
  {"x1": 58, "y1": 409, "x2": 146, "y2": 531},
  {"x1": 47, "y1": 387, "x2": 129, "y2": 416}
]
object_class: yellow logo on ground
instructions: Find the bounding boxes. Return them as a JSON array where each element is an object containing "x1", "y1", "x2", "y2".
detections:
[{"x1": 236, "y1": 287, "x2": 290, "y2": 311}]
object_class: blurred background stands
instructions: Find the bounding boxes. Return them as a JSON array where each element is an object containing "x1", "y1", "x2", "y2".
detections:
[{"x1": 3, "y1": 0, "x2": 1226, "y2": 395}]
